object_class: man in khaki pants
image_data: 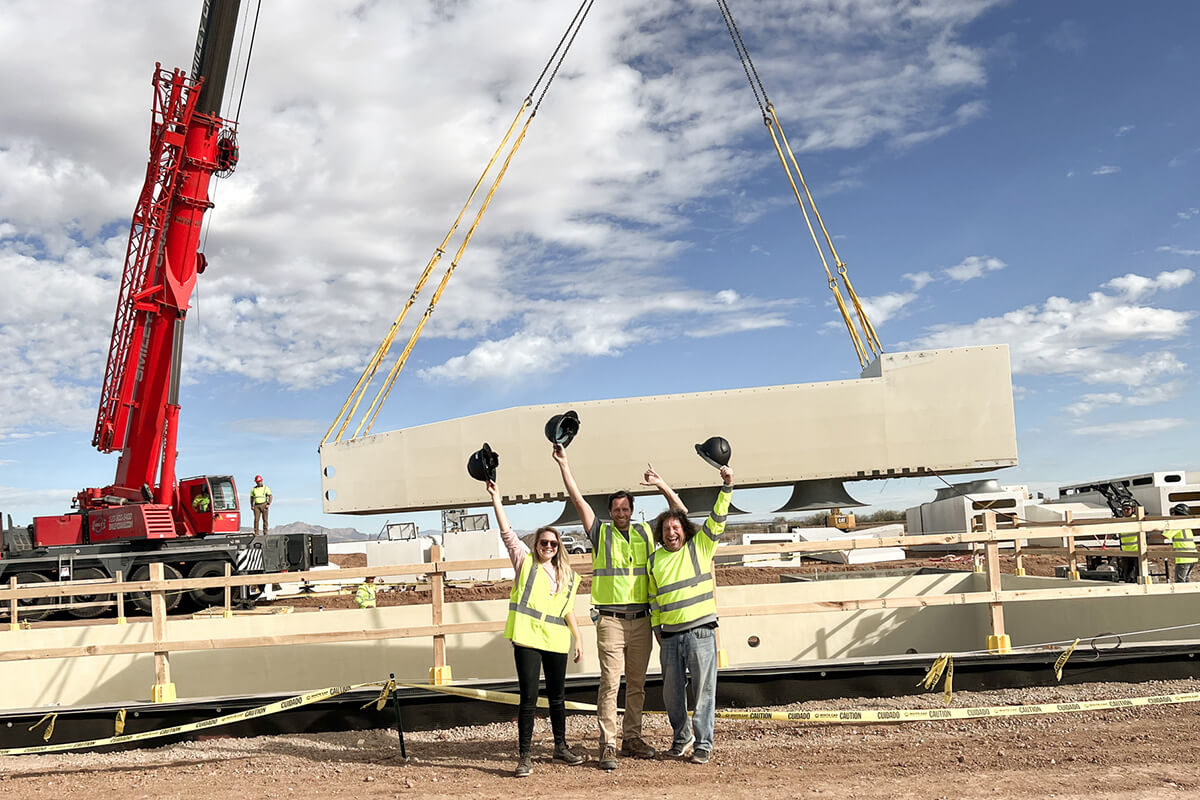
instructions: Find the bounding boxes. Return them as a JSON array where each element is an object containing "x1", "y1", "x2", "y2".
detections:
[{"x1": 554, "y1": 445, "x2": 687, "y2": 770}]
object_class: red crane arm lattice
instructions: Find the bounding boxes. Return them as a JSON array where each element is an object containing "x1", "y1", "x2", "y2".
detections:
[{"x1": 93, "y1": 66, "x2": 202, "y2": 455}]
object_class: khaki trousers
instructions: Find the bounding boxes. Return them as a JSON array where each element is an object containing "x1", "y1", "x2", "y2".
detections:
[
  {"x1": 595, "y1": 614, "x2": 653, "y2": 748},
  {"x1": 253, "y1": 503, "x2": 269, "y2": 533}
]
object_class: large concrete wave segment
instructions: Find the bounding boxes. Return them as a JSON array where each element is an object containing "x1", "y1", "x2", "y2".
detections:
[{"x1": 319, "y1": 345, "x2": 1017, "y2": 514}]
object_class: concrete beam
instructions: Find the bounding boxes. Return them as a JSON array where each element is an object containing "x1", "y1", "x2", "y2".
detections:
[{"x1": 319, "y1": 345, "x2": 1017, "y2": 514}]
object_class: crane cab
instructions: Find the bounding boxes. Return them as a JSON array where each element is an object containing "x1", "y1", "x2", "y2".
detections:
[{"x1": 181, "y1": 475, "x2": 240, "y2": 535}]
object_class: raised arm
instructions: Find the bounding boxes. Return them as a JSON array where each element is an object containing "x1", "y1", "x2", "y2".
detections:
[
  {"x1": 699, "y1": 465, "x2": 734, "y2": 542},
  {"x1": 640, "y1": 463, "x2": 688, "y2": 514},
  {"x1": 487, "y1": 479, "x2": 526, "y2": 571},
  {"x1": 553, "y1": 444, "x2": 596, "y2": 533}
]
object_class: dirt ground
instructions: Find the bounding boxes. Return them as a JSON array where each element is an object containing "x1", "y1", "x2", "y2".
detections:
[
  {"x1": 4, "y1": 678, "x2": 1199, "y2": 799},
  {"x1": 305, "y1": 551, "x2": 1080, "y2": 610}
]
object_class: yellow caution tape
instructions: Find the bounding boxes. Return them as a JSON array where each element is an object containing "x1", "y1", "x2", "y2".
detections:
[
  {"x1": 0, "y1": 681, "x2": 386, "y2": 756},
  {"x1": 1054, "y1": 638, "x2": 1079, "y2": 682},
  {"x1": 918, "y1": 653, "x2": 954, "y2": 705},
  {"x1": 396, "y1": 682, "x2": 598, "y2": 711},
  {"x1": 363, "y1": 678, "x2": 396, "y2": 712},
  {"x1": 28, "y1": 713, "x2": 57, "y2": 742},
  {"x1": 711, "y1": 692, "x2": 1200, "y2": 723},
  {"x1": 402, "y1": 680, "x2": 1200, "y2": 726}
]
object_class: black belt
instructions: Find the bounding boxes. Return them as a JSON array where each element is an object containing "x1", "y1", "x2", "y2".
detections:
[{"x1": 598, "y1": 609, "x2": 649, "y2": 620}]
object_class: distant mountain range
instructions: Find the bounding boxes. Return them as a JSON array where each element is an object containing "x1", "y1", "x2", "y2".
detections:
[{"x1": 241, "y1": 521, "x2": 375, "y2": 543}]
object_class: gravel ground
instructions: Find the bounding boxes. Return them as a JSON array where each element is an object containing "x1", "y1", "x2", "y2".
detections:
[{"x1": 4, "y1": 678, "x2": 1199, "y2": 799}]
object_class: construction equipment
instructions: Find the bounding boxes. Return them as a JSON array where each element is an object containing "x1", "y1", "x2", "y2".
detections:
[{"x1": 1, "y1": 1, "x2": 326, "y2": 620}]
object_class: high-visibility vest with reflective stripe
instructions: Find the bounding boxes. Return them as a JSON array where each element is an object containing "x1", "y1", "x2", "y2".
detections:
[
  {"x1": 250, "y1": 486, "x2": 271, "y2": 505},
  {"x1": 1119, "y1": 527, "x2": 1141, "y2": 552},
  {"x1": 1164, "y1": 528, "x2": 1197, "y2": 564},
  {"x1": 504, "y1": 556, "x2": 580, "y2": 653},
  {"x1": 355, "y1": 583, "x2": 377, "y2": 608},
  {"x1": 648, "y1": 487, "x2": 731, "y2": 633},
  {"x1": 590, "y1": 522, "x2": 653, "y2": 605}
]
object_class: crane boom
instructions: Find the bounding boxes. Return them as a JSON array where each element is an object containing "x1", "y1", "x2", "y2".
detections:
[{"x1": 91, "y1": 1, "x2": 241, "y2": 509}]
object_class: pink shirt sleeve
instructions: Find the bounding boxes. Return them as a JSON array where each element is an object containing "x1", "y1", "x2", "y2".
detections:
[{"x1": 500, "y1": 527, "x2": 530, "y2": 573}]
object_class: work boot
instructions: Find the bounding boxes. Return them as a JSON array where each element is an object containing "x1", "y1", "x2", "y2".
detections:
[
  {"x1": 599, "y1": 744, "x2": 618, "y2": 771},
  {"x1": 514, "y1": 751, "x2": 533, "y2": 778},
  {"x1": 620, "y1": 737, "x2": 657, "y2": 759},
  {"x1": 690, "y1": 748, "x2": 711, "y2": 765},
  {"x1": 553, "y1": 741, "x2": 584, "y2": 766}
]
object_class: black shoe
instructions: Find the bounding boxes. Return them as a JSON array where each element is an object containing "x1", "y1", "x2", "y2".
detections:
[
  {"x1": 690, "y1": 748, "x2": 710, "y2": 765},
  {"x1": 599, "y1": 745, "x2": 618, "y2": 771},
  {"x1": 514, "y1": 752, "x2": 532, "y2": 778},
  {"x1": 554, "y1": 742, "x2": 584, "y2": 766}
]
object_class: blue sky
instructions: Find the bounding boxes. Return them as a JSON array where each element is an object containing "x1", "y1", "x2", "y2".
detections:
[{"x1": 1, "y1": 0, "x2": 1196, "y2": 535}]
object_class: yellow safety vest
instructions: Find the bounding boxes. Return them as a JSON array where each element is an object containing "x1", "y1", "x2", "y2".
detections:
[
  {"x1": 1164, "y1": 528, "x2": 1197, "y2": 564},
  {"x1": 648, "y1": 487, "x2": 731, "y2": 633},
  {"x1": 355, "y1": 583, "x2": 377, "y2": 608},
  {"x1": 192, "y1": 495, "x2": 210, "y2": 512},
  {"x1": 1119, "y1": 527, "x2": 1141, "y2": 553},
  {"x1": 590, "y1": 522, "x2": 653, "y2": 605},
  {"x1": 250, "y1": 486, "x2": 271, "y2": 505},
  {"x1": 505, "y1": 557, "x2": 580, "y2": 653}
]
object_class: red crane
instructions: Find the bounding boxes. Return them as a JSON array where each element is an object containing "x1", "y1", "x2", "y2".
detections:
[{"x1": 3, "y1": 1, "x2": 327, "y2": 619}]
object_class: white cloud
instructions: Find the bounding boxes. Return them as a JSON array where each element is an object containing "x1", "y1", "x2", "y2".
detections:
[
  {"x1": 907, "y1": 272, "x2": 1196, "y2": 388},
  {"x1": 858, "y1": 292, "x2": 918, "y2": 327},
  {"x1": 1104, "y1": 269, "x2": 1195, "y2": 299},
  {"x1": 1115, "y1": 125, "x2": 1135, "y2": 137},
  {"x1": 1065, "y1": 382, "x2": 1183, "y2": 417},
  {"x1": 1178, "y1": 208, "x2": 1199, "y2": 221},
  {"x1": 903, "y1": 271, "x2": 935, "y2": 291},
  {"x1": 1156, "y1": 245, "x2": 1200, "y2": 257},
  {"x1": 944, "y1": 255, "x2": 1006, "y2": 282},
  {"x1": 1092, "y1": 165, "x2": 1120, "y2": 176},
  {"x1": 0, "y1": 0, "x2": 1007, "y2": 433},
  {"x1": 1072, "y1": 418, "x2": 1189, "y2": 438}
]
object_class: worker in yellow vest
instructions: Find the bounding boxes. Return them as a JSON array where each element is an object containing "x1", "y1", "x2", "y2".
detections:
[
  {"x1": 488, "y1": 478, "x2": 585, "y2": 778},
  {"x1": 648, "y1": 459, "x2": 733, "y2": 766},
  {"x1": 1165, "y1": 503, "x2": 1197, "y2": 583},
  {"x1": 191, "y1": 486, "x2": 211, "y2": 513},
  {"x1": 250, "y1": 475, "x2": 272, "y2": 534},
  {"x1": 354, "y1": 577, "x2": 378, "y2": 608},
  {"x1": 554, "y1": 444, "x2": 687, "y2": 770}
]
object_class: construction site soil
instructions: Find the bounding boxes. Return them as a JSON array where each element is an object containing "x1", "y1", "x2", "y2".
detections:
[
  {"x1": 3, "y1": 678, "x2": 1198, "y2": 799},
  {"x1": 304, "y1": 551, "x2": 1079, "y2": 609}
]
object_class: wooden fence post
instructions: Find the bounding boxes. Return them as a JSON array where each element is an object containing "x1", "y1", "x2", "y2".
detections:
[
  {"x1": 428, "y1": 544, "x2": 452, "y2": 685},
  {"x1": 983, "y1": 512, "x2": 1011, "y2": 653},
  {"x1": 149, "y1": 562, "x2": 176, "y2": 702},
  {"x1": 224, "y1": 562, "x2": 233, "y2": 618},
  {"x1": 1065, "y1": 510, "x2": 1080, "y2": 580},
  {"x1": 8, "y1": 577, "x2": 17, "y2": 632},
  {"x1": 1136, "y1": 506, "x2": 1152, "y2": 585},
  {"x1": 115, "y1": 570, "x2": 127, "y2": 625},
  {"x1": 1012, "y1": 515, "x2": 1026, "y2": 577}
]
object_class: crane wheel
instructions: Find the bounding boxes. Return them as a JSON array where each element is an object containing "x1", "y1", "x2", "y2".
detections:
[
  {"x1": 187, "y1": 561, "x2": 231, "y2": 609},
  {"x1": 66, "y1": 567, "x2": 110, "y2": 619},
  {"x1": 128, "y1": 564, "x2": 184, "y2": 614},
  {"x1": 9, "y1": 572, "x2": 53, "y2": 623}
]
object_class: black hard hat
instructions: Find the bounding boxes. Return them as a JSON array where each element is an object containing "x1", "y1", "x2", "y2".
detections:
[
  {"x1": 544, "y1": 410, "x2": 581, "y2": 448},
  {"x1": 467, "y1": 442, "x2": 500, "y2": 482},
  {"x1": 1171, "y1": 503, "x2": 1191, "y2": 516},
  {"x1": 694, "y1": 436, "x2": 732, "y2": 469}
]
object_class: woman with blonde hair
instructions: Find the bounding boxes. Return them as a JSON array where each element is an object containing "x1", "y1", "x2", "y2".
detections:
[{"x1": 488, "y1": 478, "x2": 585, "y2": 777}]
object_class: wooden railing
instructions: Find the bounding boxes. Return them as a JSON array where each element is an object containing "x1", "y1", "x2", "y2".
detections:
[{"x1": 0, "y1": 513, "x2": 1196, "y2": 698}]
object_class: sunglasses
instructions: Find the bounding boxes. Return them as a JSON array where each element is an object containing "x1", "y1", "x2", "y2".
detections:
[{"x1": 537, "y1": 540, "x2": 559, "y2": 549}]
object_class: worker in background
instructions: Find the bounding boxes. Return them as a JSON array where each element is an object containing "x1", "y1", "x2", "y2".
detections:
[
  {"x1": 648, "y1": 459, "x2": 733, "y2": 766},
  {"x1": 487, "y1": 477, "x2": 585, "y2": 777},
  {"x1": 1165, "y1": 504, "x2": 1197, "y2": 583},
  {"x1": 192, "y1": 486, "x2": 211, "y2": 513},
  {"x1": 250, "y1": 475, "x2": 272, "y2": 534},
  {"x1": 1116, "y1": 502, "x2": 1141, "y2": 583},
  {"x1": 355, "y1": 576, "x2": 378, "y2": 609},
  {"x1": 553, "y1": 444, "x2": 687, "y2": 770}
]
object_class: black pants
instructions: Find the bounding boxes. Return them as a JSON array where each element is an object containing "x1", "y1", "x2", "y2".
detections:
[{"x1": 513, "y1": 643, "x2": 569, "y2": 754}]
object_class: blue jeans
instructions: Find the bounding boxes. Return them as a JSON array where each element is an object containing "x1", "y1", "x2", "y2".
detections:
[{"x1": 659, "y1": 625, "x2": 718, "y2": 752}]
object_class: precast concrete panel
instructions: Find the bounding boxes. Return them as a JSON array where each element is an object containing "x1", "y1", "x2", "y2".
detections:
[{"x1": 319, "y1": 345, "x2": 1017, "y2": 514}]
